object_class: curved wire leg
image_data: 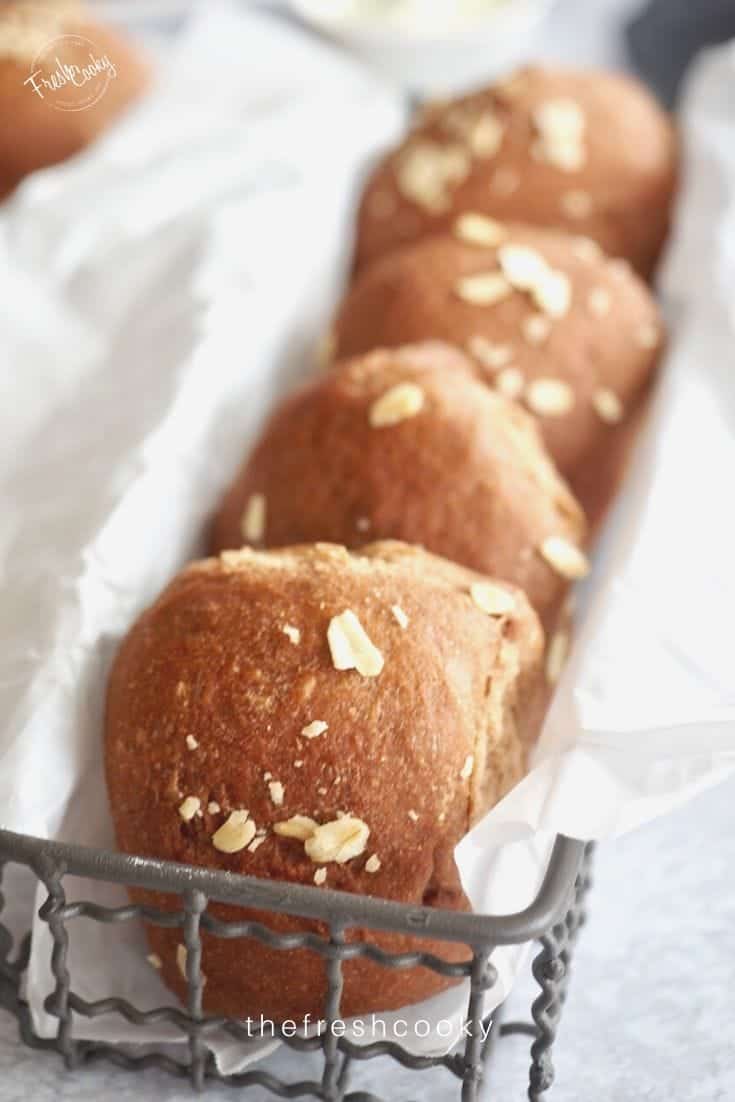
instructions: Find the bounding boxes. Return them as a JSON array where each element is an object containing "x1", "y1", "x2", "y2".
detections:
[{"x1": 527, "y1": 842, "x2": 595, "y2": 1101}]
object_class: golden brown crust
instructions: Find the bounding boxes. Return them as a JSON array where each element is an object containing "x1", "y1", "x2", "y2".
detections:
[
  {"x1": 105, "y1": 540, "x2": 544, "y2": 1019},
  {"x1": 354, "y1": 65, "x2": 678, "y2": 278},
  {"x1": 334, "y1": 231, "x2": 663, "y2": 528},
  {"x1": 570, "y1": 374, "x2": 656, "y2": 536},
  {"x1": 0, "y1": 4, "x2": 149, "y2": 199},
  {"x1": 210, "y1": 342, "x2": 586, "y2": 631}
]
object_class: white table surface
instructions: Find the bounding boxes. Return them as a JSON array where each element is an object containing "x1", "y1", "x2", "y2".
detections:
[{"x1": 5, "y1": 1, "x2": 733, "y2": 1099}]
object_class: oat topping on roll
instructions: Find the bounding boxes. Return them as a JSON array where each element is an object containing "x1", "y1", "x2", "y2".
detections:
[
  {"x1": 105, "y1": 541, "x2": 543, "y2": 1020},
  {"x1": 334, "y1": 231, "x2": 664, "y2": 530},
  {"x1": 355, "y1": 65, "x2": 678, "y2": 279},
  {"x1": 210, "y1": 341, "x2": 587, "y2": 631}
]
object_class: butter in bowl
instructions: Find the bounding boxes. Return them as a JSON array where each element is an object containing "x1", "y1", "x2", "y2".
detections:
[{"x1": 288, "y1": 0, "x2": 557, "y2": 94}]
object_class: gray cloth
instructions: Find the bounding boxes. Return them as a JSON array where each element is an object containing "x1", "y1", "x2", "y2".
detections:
[{"x1": 627, "y1": 0, "x2": 735, "y2": 105}]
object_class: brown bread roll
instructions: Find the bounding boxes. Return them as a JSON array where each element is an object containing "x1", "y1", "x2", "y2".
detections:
[
  {"x1": 333, "y1": 228, "x2": 663, "y2": 530},
  {"x1": 105, "y1": 541, "x2": 544, "y2": 1020},
  {"x1": 210, "y1": 341, "x2": 588, "y2": 632},
  {"x1": 0, "y1": 1, "x2": 149, "y2": 199},
  {"x1": 354, "y1": 65, "x2": 677, "y2": 278}
]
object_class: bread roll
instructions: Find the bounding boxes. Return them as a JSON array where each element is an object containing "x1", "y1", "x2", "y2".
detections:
[
  {"x1": 210, "y1": 342, "x2": 587, "y2": 631},
  {"x1": 105, "y1": 541, "x2": 544, "y2": 1019},
  {"x1": 333, "y1": 229, "x2": 663, "y2": 529},
  {"x1": 0, "y1": 1, "x2": 149, "y2": 199},
  {"x1": 354, "y1": 65, "x2": 677, "y2": 278}
]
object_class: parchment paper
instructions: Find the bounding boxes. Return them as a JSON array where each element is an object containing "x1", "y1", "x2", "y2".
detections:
[{"x1": 1, "y1": 0, "x2": 733, "y2": 1073}]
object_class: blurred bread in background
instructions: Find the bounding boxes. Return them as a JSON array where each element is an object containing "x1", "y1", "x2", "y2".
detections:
[
  {"x1": 354, "y1": 65, "x2": 678, "y2": 278},
  {"x1": 0, "y1": 0, "x2": 149, "y2": 199}
]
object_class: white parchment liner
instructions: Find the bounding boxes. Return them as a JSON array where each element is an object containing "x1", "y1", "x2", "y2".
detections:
[{"x1": 1, "y1": 1, "x2": 733, "y2": 1075}]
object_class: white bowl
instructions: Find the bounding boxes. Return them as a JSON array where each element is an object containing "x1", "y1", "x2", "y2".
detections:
[{"x1": 288, "y1": 0, "x2": 556, "y2": 96}]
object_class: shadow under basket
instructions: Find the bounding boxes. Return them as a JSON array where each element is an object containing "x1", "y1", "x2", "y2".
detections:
[{"x1": 0, "y1": 829, "x2": 593, "y2": 1101}]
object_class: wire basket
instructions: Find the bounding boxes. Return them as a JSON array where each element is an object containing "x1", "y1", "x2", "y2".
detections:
[{"x1": 0, "y1": 828, "x2": 593, "y2": 1101}]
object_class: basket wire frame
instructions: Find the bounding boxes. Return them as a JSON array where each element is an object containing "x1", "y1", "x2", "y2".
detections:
[{"x1": 0, "y1": 828, "x2": 593, "y2": 1101}]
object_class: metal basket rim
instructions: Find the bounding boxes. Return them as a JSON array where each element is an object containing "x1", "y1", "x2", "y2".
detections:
[{"x1": 0, "y1": 827, "x2": 584, "y2": 947}]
